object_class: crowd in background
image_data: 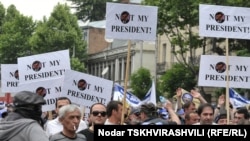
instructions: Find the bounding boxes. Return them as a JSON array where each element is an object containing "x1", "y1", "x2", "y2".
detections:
[{"x1": 0, "y1": 87, "x2": 250, "y2": 141}]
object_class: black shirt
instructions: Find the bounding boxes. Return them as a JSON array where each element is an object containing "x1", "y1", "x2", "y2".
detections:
[{"x1": 78, "y1": 128, "x2": 93, "y2": 141}]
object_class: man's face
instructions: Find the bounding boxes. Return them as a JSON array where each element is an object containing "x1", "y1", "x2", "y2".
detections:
[
  {"x1": 182, "y1": 94, "x2": 193, "y2": 104},
  {"x1": 217, "y1": 118, "x2": 227, "y2": 125},
  {"x1": 37, "y1": 88, "x2": 46, "y2": 97},
  {"x1": 128, "y1": 112, "x2": 140, "y2": 125},
  {"x1": 121, "y1": 13, "x2": 129, "y2": 20},
  {"x1": 200, "y1": 107, "x2": 214, "y2": 125},
  {"x1": 186, "y1": 113, "x2": 200, "y2": 125},
  {"x1": 59, "y1": 109, "x2": 81, "y2": 132},
  {"x1": 33, "y1": 62, "x2": 40, "y2": 69},
  {"x1": 114, "y1": 104, "x2": 123, "y2": 122},
  {"x1": 185, "y1": 104, "x2": 196, "y2": 113},
  {"x1": 89, "y1": 104, "x2": 107, "y2": 125},
  {"x1": 56, "y1": 99, "x2": 70, "y2": 115},
  {"x1": 234, "y1": 113, "x2": 245, "y2": 125},
  {"x1": 78, "y1": 81, "x2": 86, "y2": 87},
  {"x1": 139, "y1": 112, "x2": 146, "y2": 122}
]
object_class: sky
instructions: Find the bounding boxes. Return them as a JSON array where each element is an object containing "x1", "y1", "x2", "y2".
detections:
[{"x1": 1, "y1": 0, "x2": 72, "y2": 21}]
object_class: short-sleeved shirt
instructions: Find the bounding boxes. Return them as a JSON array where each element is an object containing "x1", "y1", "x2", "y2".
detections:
[{"x1": 49, "y1": 132, "x2": 86, "y2": 141}]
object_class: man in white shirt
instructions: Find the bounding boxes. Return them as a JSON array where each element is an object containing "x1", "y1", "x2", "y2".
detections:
[
  {"x1": 45, "y1": 97, "x2": 87, "y2": 137},
  {"x1": 193, "y1": 103, "x2": 217, "y2": 125},
  {"x1": 104, "y1": 101, "x2": 124, "y2": 125}
]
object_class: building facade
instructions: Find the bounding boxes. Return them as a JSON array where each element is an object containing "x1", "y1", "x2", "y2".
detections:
[{"x1": 79, "y1": 20, "x2": 156, "y2": 86}]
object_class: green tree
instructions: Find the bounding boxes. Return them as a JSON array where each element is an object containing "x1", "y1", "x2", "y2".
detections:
[
  {"x1": 143, "y1": 0, "x2": 203, "y2": 95},
  {"x1": 160, "y1": 63, "x2": 197, "y2": 98},
  {"x1": 130, "y1": 67, "x2": 152, "y2": 99},
  {"x1": 0, "y1": 3, "x2": 5, "y2": 26},
  {"x1": 143, "y1": 0, "x2": 202, "y2": 73},
  {"x1": 29, "y1": 4, "x2": 87, "y2": 72},
  {"x1": 0, "y1": 5, "x2": 35, "y2": 63},
  {"x1": 71, "y1": 57, "x2": 86, "y2": 72},
  {"x1": 67, "y1": 0, "x2": 114, "y2": 21}
]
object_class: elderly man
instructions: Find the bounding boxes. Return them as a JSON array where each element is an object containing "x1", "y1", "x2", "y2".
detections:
[
  {"x1": 49, "y1": 104, "x2": 86, "y2": 141},
  {"x1": 45, "y1": 97, "x2": 87, "y2": 137}
]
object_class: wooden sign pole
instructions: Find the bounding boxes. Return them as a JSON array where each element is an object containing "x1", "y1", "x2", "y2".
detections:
[
  {"x1": 120, "y1": 40, "x2": 131, "y2": 125},
  {"x1": 225, "y1": 38, "x2": 230, "y2": 125}
]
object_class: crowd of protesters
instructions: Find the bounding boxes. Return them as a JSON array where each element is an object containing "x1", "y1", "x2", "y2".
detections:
[{"x1": 0, "y1": 87, "x2": 249, "y2": 141}]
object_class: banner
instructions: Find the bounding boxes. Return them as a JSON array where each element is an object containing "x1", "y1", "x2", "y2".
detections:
[
  {"x1": 105, "y1": 2, "x2": 158, "y2": 41},
  {"x1": 199, "y1": 4, "x2": 250, "y2": 39}
]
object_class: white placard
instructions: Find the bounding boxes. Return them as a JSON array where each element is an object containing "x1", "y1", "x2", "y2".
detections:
[
  {"x1": 60, "y1": 70, "x2": 113, "y2": 114},
  {"x1": 18, "y1": 77, "x2": 64, "y2": 112},
  {"x1": 1, "y1": 64, "x2": 19, "y2": 93},
  {"x1": 198, "y1": 55, "x2": 250, "y2": 88},
  {"x1": 199, "y1": 4, "x2": 250, "y2": 39},
  {"x1": 17, "y1": 49, "x2": 70, "y2": 84},
  {"x1": 105, "y1": 2, "x2": 158, "y2": 41}
]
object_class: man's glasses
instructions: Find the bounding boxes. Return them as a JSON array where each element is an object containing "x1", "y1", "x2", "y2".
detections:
[{"x1": 92, "y1": 111, "x2": 107, "y2": 117}]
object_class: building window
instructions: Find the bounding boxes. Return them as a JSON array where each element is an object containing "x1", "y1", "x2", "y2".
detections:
[{"x1": 162, "y1": 43, "x2": 166, "y2": 62}]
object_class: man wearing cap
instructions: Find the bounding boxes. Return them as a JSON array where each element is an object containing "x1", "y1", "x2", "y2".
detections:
[
  {"x1": 0, "y1": 91, "x2": 49, "y2": 141},
  {"x1": 126, "y1": 106, "x2": 141, "y2": 125}
]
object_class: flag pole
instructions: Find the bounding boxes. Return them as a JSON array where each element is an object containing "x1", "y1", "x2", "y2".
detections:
[
  {"x1": 121, "y1": 40, "x2": 131, "y2": 125},
  {"x1": 225, "y1": 38, "x2": 230, "y2": 125}
]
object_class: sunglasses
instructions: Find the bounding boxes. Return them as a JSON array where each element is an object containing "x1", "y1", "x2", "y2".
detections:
[{"x1": 92, "y1": 111, "x2": 107, "y2": 117}]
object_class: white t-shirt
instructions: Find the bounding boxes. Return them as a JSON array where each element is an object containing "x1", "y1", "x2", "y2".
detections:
[
  {"x1": 193, "y1": 122, "x2": 217, "y2": 125},
  {"x1": 45, "y1": 117, "x2": 88, "y2": 137}
]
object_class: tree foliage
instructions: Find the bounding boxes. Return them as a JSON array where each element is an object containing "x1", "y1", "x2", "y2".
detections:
[
  {"x1": 130, "y1": 67, "x2": 152, "y2": 99},
  {"x1": 0, "y1": 5, "x2": 35, "y2": 64},
  {"x1": 29, "y1": 4, "x2": 87, "y2": 71},
  {"x1": 160, "y1": 63, "x2": 197, "y2": 98},
  {"x1": 67, "y1": 0, "x2": 114, "y2": 21},
  {"x1": 143, "y1": 0, "x2": 202, "y2": 75},
  {"x1": 71, "y1": 57, "x2": 86, "y2": 72},
  {"x1": 0, "y1": 3, "x2": 5, "y2": 26}
]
